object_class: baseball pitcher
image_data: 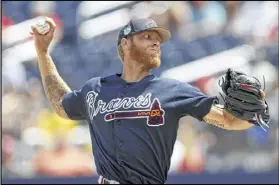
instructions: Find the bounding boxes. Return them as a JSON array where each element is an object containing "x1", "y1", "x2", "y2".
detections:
[{"x1": 30, "y1": 17, "x2": 270, "y2": 184}]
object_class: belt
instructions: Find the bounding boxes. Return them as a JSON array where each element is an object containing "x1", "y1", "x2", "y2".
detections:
[{"x1": 98, "y1": 176, "x2": 120, "y2": 184}]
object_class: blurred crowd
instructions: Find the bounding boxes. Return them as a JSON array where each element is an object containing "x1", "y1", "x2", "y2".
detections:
[{"x1": 2, "y1": 1, "x2": 278, "y2": 180}]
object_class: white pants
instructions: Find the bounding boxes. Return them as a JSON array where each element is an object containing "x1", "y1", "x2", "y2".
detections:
[{"x1": 98, "y1": 175, "x2": 120, "y2": 184}]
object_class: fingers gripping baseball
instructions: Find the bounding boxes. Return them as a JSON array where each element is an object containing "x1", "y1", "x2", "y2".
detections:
[
  {"x1": 45, "y1": 17, "x2": 56, "y2": 35},
  {"x1": 30, "y1": 17, "x2": 56, "y2": 53}
]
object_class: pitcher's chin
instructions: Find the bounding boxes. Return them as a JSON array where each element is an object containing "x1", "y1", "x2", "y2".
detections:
[{"x1": 148, "y1": 58, "x2": 161, "y2": 70}]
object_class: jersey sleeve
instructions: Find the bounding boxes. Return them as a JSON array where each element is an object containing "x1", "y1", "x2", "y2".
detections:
[
  {"x1": 62, "y1": 88, "x2": 87, "y2": 120},
  {"x1": 173, "y1": 82, "x2": 218, "y2": 121}
]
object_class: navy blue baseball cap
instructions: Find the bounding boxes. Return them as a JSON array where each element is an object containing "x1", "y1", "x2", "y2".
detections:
[{"x1": 117, "y1": 18, "x2": 171, "y2": 46}]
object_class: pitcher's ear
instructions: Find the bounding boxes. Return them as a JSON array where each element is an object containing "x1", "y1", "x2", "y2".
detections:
[{"x1": 121, "y1": 38, "x2": 130, "y2": 51}]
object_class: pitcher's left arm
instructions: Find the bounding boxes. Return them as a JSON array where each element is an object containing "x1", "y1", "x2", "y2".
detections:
[{"x1": 202, "y1": 104, "x2": 254, "y2": 130}]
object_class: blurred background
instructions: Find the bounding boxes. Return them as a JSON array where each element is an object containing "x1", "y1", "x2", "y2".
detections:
[{"x1": 1, "y1": 1, "x2": 278, "y2": 184}]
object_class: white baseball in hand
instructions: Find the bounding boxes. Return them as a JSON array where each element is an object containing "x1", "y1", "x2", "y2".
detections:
[{"x1": 35, "y1": 19, "x2": 51, "y2": 35}]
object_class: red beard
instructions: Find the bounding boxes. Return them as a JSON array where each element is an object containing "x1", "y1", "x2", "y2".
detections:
[{"x1": 130, "y1": 41, "x2": 161, "y2": 69}]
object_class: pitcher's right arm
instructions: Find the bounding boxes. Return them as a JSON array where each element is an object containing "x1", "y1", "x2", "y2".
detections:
[{"x1": 31, "y1": 17, "x2": 71, "y2": 119}]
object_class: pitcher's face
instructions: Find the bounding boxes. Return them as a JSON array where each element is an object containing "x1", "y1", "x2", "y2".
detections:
[{"x1": 129, "y1": 31, "x2": 162, "y2": 69}]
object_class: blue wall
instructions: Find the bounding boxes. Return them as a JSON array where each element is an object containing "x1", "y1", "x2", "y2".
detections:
[{"x1": 2, "y1": 170, "x2": 278, "y2": 184}]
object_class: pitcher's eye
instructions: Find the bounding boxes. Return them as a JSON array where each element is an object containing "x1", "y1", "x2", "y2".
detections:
[{"x1": 144, "y1": 34, "x2": 150, "y2": 39}]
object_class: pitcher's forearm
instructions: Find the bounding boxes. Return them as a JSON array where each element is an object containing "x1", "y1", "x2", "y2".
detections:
[
  {"x1": 203, "y1": 104, "x2": 254, "y2": 130},
  {"x1": 224, "y1": 110, "x2": 254, "y2": 130},
  {"x1": 37, "y1": 52, "x2": 61, "y2": 77},
  {"x1": 37, "y1": 52, "x2": 71, "y2": 119}
]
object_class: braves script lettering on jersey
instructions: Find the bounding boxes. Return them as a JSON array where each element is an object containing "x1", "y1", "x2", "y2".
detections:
[
  {"x1": 62, "y1": 74, "x2": 217, "y2": 184},
  {"x1": 86, "y1": 92, "x2": 165, "y2": 126}
]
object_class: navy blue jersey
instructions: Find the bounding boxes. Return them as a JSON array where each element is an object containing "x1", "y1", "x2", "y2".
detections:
[{"x1": 62, "y1": 73, "x2": 217, "y2": 184}]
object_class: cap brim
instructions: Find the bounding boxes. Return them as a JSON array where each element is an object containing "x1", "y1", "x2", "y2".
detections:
[{"x1": 147, "y1": 27, "x2": 171, "y2": 43}]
